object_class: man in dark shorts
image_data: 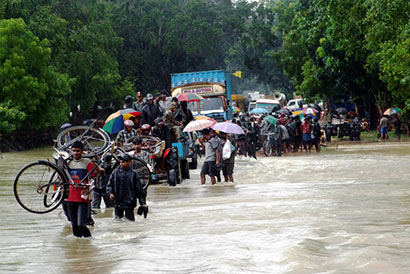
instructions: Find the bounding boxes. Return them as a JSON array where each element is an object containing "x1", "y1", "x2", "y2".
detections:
[{"x1": 200, "y1": 129, "x2": 220, "y2": 185}]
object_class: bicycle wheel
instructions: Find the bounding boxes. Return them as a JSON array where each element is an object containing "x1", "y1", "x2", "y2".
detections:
[
  {"x1": 14, "y1": 161, "x2": 68, "y2": 214},
  {"x1": 131, "y1": 158, "x2": 151, "y2": 189},
  {"x1": 57, "y1": 126, "x2": 110, "y2": 157},
  {"x1": 263, "y1": 140, "x2": 273, "y2": 156}
]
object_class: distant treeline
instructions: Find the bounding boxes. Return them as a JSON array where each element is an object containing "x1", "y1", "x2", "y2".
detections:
[{"x1": 1, "y1": 0, "x2": 409, "y2": 138}]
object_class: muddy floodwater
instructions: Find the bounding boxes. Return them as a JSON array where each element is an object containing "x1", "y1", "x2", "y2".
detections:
[{"x1": 1, "y1": 143, "x2": 410, "y2": 273}]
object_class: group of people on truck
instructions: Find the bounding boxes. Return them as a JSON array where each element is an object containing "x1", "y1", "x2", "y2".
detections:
[{"x1": 116, "y1": 92, "x2": 194, "y2": 148}]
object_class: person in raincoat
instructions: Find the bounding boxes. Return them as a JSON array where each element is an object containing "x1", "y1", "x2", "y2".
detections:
[
  {"x1": 107, "y1": 154, "x2": 148, "y2": 221},
  {"x1": 141, "y1": 93, "x2": 162, "y2": 126}
]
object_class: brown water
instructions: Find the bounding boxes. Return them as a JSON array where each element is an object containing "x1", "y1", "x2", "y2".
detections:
[{"x1": 1, "y1": 144, "x2": 410, "y2": 273}]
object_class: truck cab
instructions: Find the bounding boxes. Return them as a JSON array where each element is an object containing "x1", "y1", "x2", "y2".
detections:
[{"x1": 171, "y1": 70, "x2": 232, "y2": 121}]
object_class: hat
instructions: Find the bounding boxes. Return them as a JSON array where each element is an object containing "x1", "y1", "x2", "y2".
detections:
[
  {"x1": 118, "y1": 153, "x2": 132, "y2": 162},
  {"x1": 125, "y1": 95, "x2": 134, "y2": 102},
  {"x1": 124, "y1": 120, "x2": 134, "y2": 127},
  {"x1": 137, "y1": 91, "x2": 142, "y2": 97},
  {"x1": 146, "y1": 93, "x2": 154, "y2": 100}
]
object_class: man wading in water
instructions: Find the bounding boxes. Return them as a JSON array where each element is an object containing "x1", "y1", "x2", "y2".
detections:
[
  {"x1": 199, "y1": 129, "x2": 220, "y2": 185},
  {"x1": 107, "y1": 153, "x2": 148, "y2": 221},
  {"x1": 66, "y1": 141, "x2": 95, "y2": 238}
]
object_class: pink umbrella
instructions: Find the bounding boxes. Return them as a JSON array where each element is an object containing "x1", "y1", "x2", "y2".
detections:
[
  {"x1": 212, "y1": 121, "x2": 245, "y2": 135},
  {"x1": 183, "y1": 119, "x2": 215, "y2": 132}
]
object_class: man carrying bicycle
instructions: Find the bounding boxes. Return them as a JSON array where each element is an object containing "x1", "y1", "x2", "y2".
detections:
[{"x1": 66, "y1": 141, "x2": 96, "y2": 238}]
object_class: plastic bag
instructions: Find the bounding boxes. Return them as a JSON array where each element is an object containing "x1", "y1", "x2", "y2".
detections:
[{"x1": 222, "y1": 140, "x2": 232, "y2": 160}]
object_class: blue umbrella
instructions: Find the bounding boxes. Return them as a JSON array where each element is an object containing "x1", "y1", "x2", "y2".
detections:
[{"x1": 250, "y1": 108, "x2": 268, "y2": 114}]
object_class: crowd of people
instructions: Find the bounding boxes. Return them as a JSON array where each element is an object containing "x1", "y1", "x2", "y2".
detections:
[
  {"x1": 231, "y1": 112, "x2": 323, "y2": 156},
  {"x1": 61, "y1": 91, "x2": 407, "y2": 239}
]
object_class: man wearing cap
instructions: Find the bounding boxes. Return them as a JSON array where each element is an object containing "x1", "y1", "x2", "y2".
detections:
[
  {"x1": 106, "y1": 153, "x2": 148, "y2": 221},
  {"x1": 116, "y1": 119, "x2": 138, "y2": 147},
  {"x1": 133, "y1": 91, "x2": 145, "y2": 112},
  {"x1": 141, "y1": 93, "x2": 162, "y2": 127}
]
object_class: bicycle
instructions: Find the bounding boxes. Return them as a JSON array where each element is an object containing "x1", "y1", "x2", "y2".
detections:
[
  {"x1": 56, "y1": 119, "x2": 111, "y2": 158},
  {"x1": 13, "y1": 143, "x2": 151, "y2": 214},
  {"x1": 262, "y1": 132, "x2": 275, "y2": 157}
]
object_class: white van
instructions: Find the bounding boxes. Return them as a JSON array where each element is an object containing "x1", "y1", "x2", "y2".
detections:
[
  {"x1": 287, "y1": 99, "x2": 305, "y2": 110},
  {"x1": 255, "y1": 99, "x2": 281, "y2": 113}
]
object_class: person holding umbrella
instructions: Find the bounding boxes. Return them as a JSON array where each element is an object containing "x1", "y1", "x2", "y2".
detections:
[{"x1": 199, "y1": 129, "x2": 221, "y2": 185}]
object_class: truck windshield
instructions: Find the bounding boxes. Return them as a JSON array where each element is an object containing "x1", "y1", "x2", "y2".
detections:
[
  {"x1": 256, "y1": 103, "x2": 280, "y2": 113},
  {"x1": 200, "y1": 97, "x2": 224, "y2": 112}
]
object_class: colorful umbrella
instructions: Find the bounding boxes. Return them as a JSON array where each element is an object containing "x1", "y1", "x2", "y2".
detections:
[
  {"x1": 231, "y1": 94, "x2": 246, "y2": 101},
  {"x1": 232, "y1": 106, "x2": 241, "y2": 113},
  {"x1": 212, "y1": 121, "x2": 245, "y2": 135},
  {"x1": 292, "y1": 108, "x2": 303, "y2": 116},
  {"x1": 177, "y1": 93, "x2": 204, "y2": 102},
  {"x1": 183, "y1": 119, "x2": 215, "y2": 132},
  {"x1": 301, "y1": 108, "x2": 318, "y2": 116},
  {"x1": 263, "y1": 115, "x2": 277, "y2": 126},
  {"x1": 103, "y1": 108, "x2": 141, "y2": 134},
  {"x1": 250, "y1": 108, "x2": 268, "y2": 114},
  {"x1": 383, "y1": 107, "x2": 401, "y2": 116}
]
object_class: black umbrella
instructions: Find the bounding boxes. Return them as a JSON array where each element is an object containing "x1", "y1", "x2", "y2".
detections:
[{"x1": 275, "y1": 108, "x2": 292, "y2": 116}]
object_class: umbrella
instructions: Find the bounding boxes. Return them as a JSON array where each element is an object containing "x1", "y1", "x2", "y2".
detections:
[
  {"x1": 194, "y1": 115, "x2": 217, "y2": 123},
  {"x1": 383, "y1": 107, "x2": 401, "y2": 116},
  {"x1": 336, "y1": 107, "x2": 348, "y2": 114},
  {"x1": 292, "y1": 108, "x2": 303, "y2": 116},
  {"x1": 212, "y1": 121, "x2": 245, "y2": 135},
  {"x1": 183, "y1": 119, "x2": 216, "y2": 132},
  {"x1": 275, "y1": 108, "x2": 292, "y2": 116},
  {"x1": 232, "y1": 106, "x2": 241, "y2": 113},
  {"x1": 301, "y1": 108, "x2": 318, "y2": 116},
  {"x1": 177, "y1": 93, "x2": 204, "y2": 102},
  {"x1": 250, "y1": 108, "x2": 268, "y2": 114},
  {"x1": 231, "y1": 94, "x2": 246, "y2": 101},
  {"x1": 263, "y1": 115, "x2": 277, "y2": 126},
  {"x1": 103, "y1": 108, "x2": 141, "y2": 134}
]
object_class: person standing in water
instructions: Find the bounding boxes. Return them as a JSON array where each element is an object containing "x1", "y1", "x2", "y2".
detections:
[
  {"x1": 66, "y1": 141, "x2": 95, "y2": 238},
  {"x1": 107, "y1": 153, "x2": 148, "y2": 221}
]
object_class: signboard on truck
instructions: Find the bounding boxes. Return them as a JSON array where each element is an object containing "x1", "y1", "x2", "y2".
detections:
[{"x1": 171, "y1": 70, "x2": 232, "y2": 121}]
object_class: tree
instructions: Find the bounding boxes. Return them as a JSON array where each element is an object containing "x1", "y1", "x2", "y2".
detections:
[{"x1": 0, "y1": 18, "x2": 71, "y2": 133}]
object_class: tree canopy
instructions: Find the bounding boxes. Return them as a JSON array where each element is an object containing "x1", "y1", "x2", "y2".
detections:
[{"x1": 1, "y1": 0, "x2": 410, "y2": 135}]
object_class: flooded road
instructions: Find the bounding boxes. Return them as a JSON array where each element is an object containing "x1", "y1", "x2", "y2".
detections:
[{"x1": 1, "y1": 144, "x2": 410, "y2": 273}]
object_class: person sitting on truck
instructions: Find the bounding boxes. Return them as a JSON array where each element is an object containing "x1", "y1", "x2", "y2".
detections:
[
  {"x1": 141, "y1": 93, "x2": 162, "y2": 127},
  {"x1": 133, "y1": 91, "x2": 145, "y2": 112},
  {"x1": 152, "y1": 118, "x2": 171, "y2": 148},
  {"x1": 175, "y1": 101, "x2": 194, "y2": 126},
  {"x1": 163, "y1": 102, "x2": 184, "y2": 141}
]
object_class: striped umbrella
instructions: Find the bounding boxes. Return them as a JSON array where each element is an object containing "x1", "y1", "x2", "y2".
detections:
[
  {"x1": 103, "y1": 108, "x2": 141, "y2": 134},
  {"x1": 383, "y1": 107, "x2": 401, "y2": 116},
  {"x1": 177, "y1": 93, "x2": 204, "y2": 102}
]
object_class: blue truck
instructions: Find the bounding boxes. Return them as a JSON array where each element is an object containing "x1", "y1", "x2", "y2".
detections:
[{"x1": 171, "y1": 70, "x2": 233, "y2": 121}]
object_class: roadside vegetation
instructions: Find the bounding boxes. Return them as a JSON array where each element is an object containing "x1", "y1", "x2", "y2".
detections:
[{"x1": 1, "y1": 0, "x2": 409, "y2": 142}]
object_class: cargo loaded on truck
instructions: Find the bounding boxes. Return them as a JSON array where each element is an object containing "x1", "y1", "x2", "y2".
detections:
[{"x1": 171, "y1": 70, "x2": 233, "y2": 121}]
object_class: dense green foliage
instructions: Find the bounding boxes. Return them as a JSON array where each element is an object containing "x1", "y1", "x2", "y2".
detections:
[{"x1": 1, "y1": 0, "x2": 409, "y2": 135}]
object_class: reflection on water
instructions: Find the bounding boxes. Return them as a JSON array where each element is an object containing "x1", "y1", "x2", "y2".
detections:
[{"x1": 1, "y1": 144, "x2": 410, "y2": 273}]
